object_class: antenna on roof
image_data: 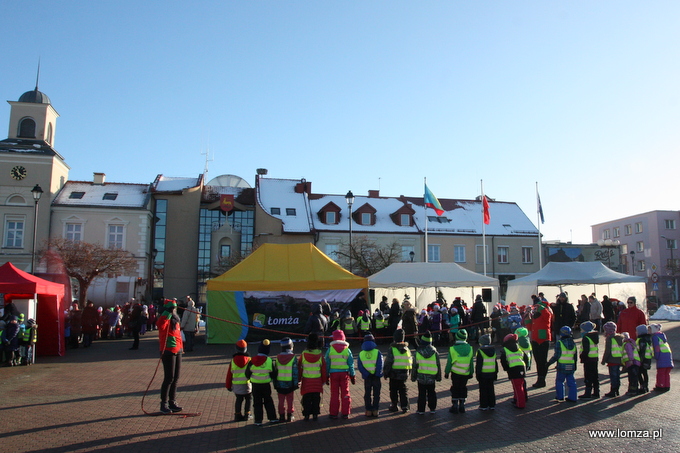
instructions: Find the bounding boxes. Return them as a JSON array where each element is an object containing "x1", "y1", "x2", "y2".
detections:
[
  {"x1": 35, "y1": 57, "x2": 41, "y2": 91},
  {"x1": 201, "y1": 142, "x2": 213, "y2": 178}
]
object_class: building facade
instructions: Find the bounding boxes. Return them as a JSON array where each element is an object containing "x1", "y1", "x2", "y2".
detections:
[{"x1": 592, "y1": 210, "x2": 680, "y2": 303}]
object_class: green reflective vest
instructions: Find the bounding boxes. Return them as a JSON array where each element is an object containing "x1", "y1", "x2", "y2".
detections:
[
  {"x1": 231, "y1": 361, "x2": 249, "y2": 385},
  {"x1": 329, "y1": 348, "x2": 350, "y2": 371},
  {"x1": 557, "y1": 341, "x2": 576, "y2": 364},
  {"x1": 478, "y1": 349, "x2": 497, "y2": 373},
  {"x1": 276, "y1": 358, "x2": 294, "y2": 382},
  {"x1": 415, "y1": 352, "x2": 437, "y2": 375},
  {"x1": 449, "y1": 346, "x2": 473, "y2": 375},
  {"x1": 583, "y1": 336, "x2": 599, "y2": 358},
  {"x1": 392, "y1": 347, "x2": 412, "y2": 370},
  {"x1": 250, "y1": 357, "x2": 273, "y2": 384},
  {"x1": 301, "y1": 353, "x2": 322, "y2": 378},
  {"x1": 359, "y1": 349, "x2": 380, "y2": 374},
  {"x1": 504, "y1": 348, "x2": 524, "y2": 368}
]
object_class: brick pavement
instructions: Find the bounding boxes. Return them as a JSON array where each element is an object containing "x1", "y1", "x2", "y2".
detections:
[{"x1": 2, "y1": 322, "x2": 679, "y2": 453}]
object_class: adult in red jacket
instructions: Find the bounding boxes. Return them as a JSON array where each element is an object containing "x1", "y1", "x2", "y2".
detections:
[
  {"x1": 526, "y1": 298, "x2": 553, "y2": 388},
  {"x1": 617, "y1": 297, "x2": 647, "y2": 340},
  {"x1": 157, "y1": 299, "x2": 184, "y2": 414}
]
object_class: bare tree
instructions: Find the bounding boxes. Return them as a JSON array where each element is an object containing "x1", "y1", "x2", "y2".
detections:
[
  {"x1": 335, "y1": 236, "x2": 403, "y2": 276},
  {"x1": 40, "y1": 238, "x2": 138, "y2": 306}
]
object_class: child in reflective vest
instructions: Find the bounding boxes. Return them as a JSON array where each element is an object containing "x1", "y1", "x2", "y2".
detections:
[
  {"x1": 245, "y1": 339, "x2": 279, "y2": 426},
  {"x1": 298, "y1": 333, "x2": 327, "y2": 421},
  {"x1": 650, "y1": 323, "x2": 674, "y2": 393},
  {"x1": 383, "y1": 328, "x2": 412, "y2": 413},
  {"x1": 358, "y1": 333, "x2": 383, "y2": 417},
  {"x1": 601, "y1": 321, "x2": 624, "y2": 397},
  {"x1": 636, "y1": 324, "x2": 653, "y2": 394},
  {"x1": 475, "y1": 334, "x2": 498, "y2": 410},
  {"x1": 23, "y1": 318, "x2": 38, "y2": 365},
  {"x1": 357, "y1": 311, "x2": 372, "y2": 339},
  {"x1": 500, "y1": 333, "x2": 527, "y2": 409},
  {"x1": 225, "y1": 339, "x2": 252, "y2": 422},
  {"x1": 445, "y1": 330, "x2": 474, "y2": 413},
  {"x1": 412, "y1": 331, "x2": 442, "y2": 414},
  {"x1": 274, "y1": 337, "x2": 298, "y2": 422},
  {"x1": 579, "y1": 321, "x2": 600, "y2": 398},
  {"x1": 547, "y1": 326, "x2": 578, "y2": 402},
  {"x1": 621, "y1": 332, "x2": 641, "y2": 395},
  {"x1": 325, "y1": 330, "x2": 355, "y2": 418}
]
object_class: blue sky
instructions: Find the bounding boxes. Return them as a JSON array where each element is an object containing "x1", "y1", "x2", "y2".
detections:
[{"x1": 2, "y1": 1, "x2": 679, "y2": 244}]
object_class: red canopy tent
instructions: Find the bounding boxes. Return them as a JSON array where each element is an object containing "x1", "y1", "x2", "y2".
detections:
[{"x1": 0, "y1": 262, "x2": 67, "y2": 356}]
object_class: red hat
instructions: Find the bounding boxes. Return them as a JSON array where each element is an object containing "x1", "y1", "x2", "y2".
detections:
[{"x1": 332, "y1": 330, "x2": 346, "y2": 342}]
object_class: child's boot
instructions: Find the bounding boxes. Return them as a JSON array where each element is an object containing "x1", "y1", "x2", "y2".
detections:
[
  {"x1": 234, "y1": 412, "x2": 243, "y2": 422},
  {"x1": 279, "y1": 413, "x2": 286, "y2": 422},
  {"x1": 459, "y1": 399, "x2": 466, "y2": 413},
  {"x1": 287, "y1": 413, "x2": 294, "y2": 422},
  {"x1": 449, "y1": 399, "x2": 459, "y2": 414}
]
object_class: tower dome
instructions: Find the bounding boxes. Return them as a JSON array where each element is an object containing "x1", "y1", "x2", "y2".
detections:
[{"x1": 18, "y1": 88, "x2": 51, "y2": 104}]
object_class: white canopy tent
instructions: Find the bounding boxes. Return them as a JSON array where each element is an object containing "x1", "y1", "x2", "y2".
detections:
[
  {"x1": 505, "y1": 261, "x2": 646, "y2": 306},
  {"x1": 369, "y1": 262, "x2": 500, "y2": 310}
]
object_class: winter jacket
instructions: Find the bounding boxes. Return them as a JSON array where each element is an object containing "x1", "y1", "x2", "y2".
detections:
[
  {"x1": 298, "y1": 349, "x2": 327, "y2": 395},
  {"x1": 325, "y1": 340, "x2": 355, "y2": 376},
  {"x1": 411, "y1": 342, "x2": 441, "y2": 384},
  {"x1": 580, "y1": 332, "x2": 600, "y2": 363},
  {"x1": 652, "y1": 332, "x2": 674, "y2": 369},
  {"x1": 225, "y1": 353, "x2": 252, "y2": 395},
  {"x1": 383, "y1": 341, "x2": 411, "y2": 381},
  {"x1": 157, "y1": 310, "x2": 183, "y2": 354},
  {"x1": 622, "y1": 338, "x2": 641, "y2": 368},
  {"x1": 274, "y1": 352, "x2": 299, "y2": 394},
  {"x1": 500, "y1": 339, "x2": 526, "y2": 379},
  {"x1": 445, "y1": 341, "x2": 474, "y2": 378},
  {"x1": 475, "y1": 345, "x2": 498, "y2": 381},
  {"x1": 547, "y1": 337, "x2": 577, "y2": 374},
  {"x1": 601, "y1": 334, "x2": 624, "y2": 366},
  {"x1": 527, "y1": 301, "x2": 552, "y2": 343},
  {"x1": 357, "y1": 339, "x2": 384, "y2": 379},
  {"x1": 617, "y1": 307, "x2": 647, "y2": 340}
]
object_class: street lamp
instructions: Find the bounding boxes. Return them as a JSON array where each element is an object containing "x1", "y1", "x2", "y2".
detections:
[
  {"x1": 31, "y1": 184, "x2": 43, "y2": 274},
  {"x1": 345, "y1": 190, "x2": 354, "y2": 273},
  {"x1": 661, "y1": 235, "x2": 676, "y2": 303},
  {"x1": 409, "y1": 250, "x2": 415, "y2": 262},
  {"x1": 630, "y1": 250, "x2": 636, "y2": 275}
]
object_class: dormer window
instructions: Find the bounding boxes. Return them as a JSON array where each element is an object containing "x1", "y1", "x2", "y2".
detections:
[
  {"x1": 390, "y1": 203, "x2": 415, "y2": 227},
  {"x1": 326, "y1": 212, "x2": 336, "y2": 224},
  {"x1": 318, "y1": 202, "x2": 342, "y2": 225},
  {"x1": 400, "y1": 214, "x2": 410, "y2": 226},
  {"x1": 103, "y1": 193, "x2": 118, "y2": 200},
  {"x1": 354, "y1": 203, "x2": 377, "y2": 226},
  {"x1": 361, "y1": 212, "x2": 371, "y2": 225},
  {"x1": 69, "y1": 192, "x2": 85, "y2": 199}
]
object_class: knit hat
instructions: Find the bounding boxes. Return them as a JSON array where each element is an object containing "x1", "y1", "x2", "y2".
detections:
[
  {"x1": 307, "y1": 333, "x2": 319, "y2": 350},
  {"x1": 280, "y1": 337, "x2": 293, "y2": 351},
  {"x1": 603, "y1": 321, "x2": 617, "y2": 335},
  {"x1": 621, "y1": 332, "x2": 630, "y2": 340},
  {"x1": 18, "y1": 313, "x2": 25, "y2": 322},
  {"x1": 364, "y1": 333, "x2": 375, "y2": 343},
  {"x1": 560, "y1": 326, "x2": 572, "y2": 337},
  {"x1": 580, "y1": 321, "x2": 595, "y2": 334},
  {"x1": 455, "y1": 330, "x2": 468, "y2": 341},
  {"x1": 27, "y1": 318, "x2": 36, "y2": 327},
  {"x1": 163, "y1": 299, "x2": 177, "y2": 310},
  {"x1": 504, "y1": 333, "x2": 518, "y2": 343},
  {"x1": 649, "y1": 324, "x2": 662, "y2": 334},
  {"x1": 420, "y1": 331, "x2": 432, "y2": 343},
  {"x1": 515, "y1": 327, "x2": 529, "y2": 338},
  {"x1": 236, "y1": 339, "x2": 248, "y2": 353},
  {"x1": 393, "y1": 328, "x2": 405, "y2": 343},
  {"x1": 479, "y1": 334, "x2": 491, "y2": 346},
  {"x1": 636, "y1": 325, "x2": 649, "y2": 337},
  {"x1": 332, "y1": 330, "x2": 346, "y2": 342},
  {"x1": 258, "y1": 339, "x2": 271, "y2": 355}
]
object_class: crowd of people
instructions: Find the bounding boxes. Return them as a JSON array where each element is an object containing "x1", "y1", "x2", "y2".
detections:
[
  {"x1": 216, "y1": 291, "x2": 673, "y2": 424},
  {"x1": 1, "y1": 301, "x2": 38, "y2": 366}
]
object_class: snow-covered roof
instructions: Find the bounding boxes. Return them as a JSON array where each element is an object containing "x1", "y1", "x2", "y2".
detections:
[
  {"x1": 53, "y1": 181, "x2": 150, "y2": 208},
  {"x1": 153, "y1": 175, "x2": 201, "y2": 192},
  {"x1": 257, "y1": 178, "x2": 538, "y2": 236}
]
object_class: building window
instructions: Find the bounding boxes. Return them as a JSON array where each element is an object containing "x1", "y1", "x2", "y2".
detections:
[
  {"x1": 636, "y1": 241, "x2": 644, "y2": 252},
  {"x1": 624, "y1": 224, "x2": 632, "y2": 235},
  {"x1": 326, "y1": 244, "x2": 339, "y2": 262},
  {"x1": 497, "y1": 246, "x2": 509, "y2": 264},
  {"x1": 603, "y1": 229, "x2": 610, "y2": 239},
  {"x1": 4, "y1": 217, "x2": 25, "y2": 248},
  {"x1": 665, "y1": 219, "x2": 676, "y2": 230},
  {"x1": 400, "y1": 214, "x2": 410, "y2": 226},
  {"x1": 428, "y1": 244, "x2": 440, "y2": 262},
  {"x1": 621, "y1": 243, "x2": 628, "y2": 254},
  {"x1": 522, "y1": 247, "x2": 533, "y2": 264},
  {"x1": 65, "y1": 223, "x2": 83, "y2": 242},
  {"x1": 46, "y1": 123, "x2": 53, "y2": 144},
  {"x1": 18, "y1": 118, "x2": 36, "y2": 138},
  {"x1": 107, "y1": 225, "x2": 124, "y2": 249},
  {"x1": 635, "y1": 222, "x2": 643, "y2": 233},
  {"x1": 476, "y1": 245, "x2": 488, "y2": 265},
  {"x1": 613, "y1": 227, "x2": 620, "y2": 238},
  {"x1": 271, "y1": 207, "x2": 281, "y2": 215},
  {"x1": 220, "y1": 244, "x2": 231, "y2": 259},
  {"x1": 637, "y1": 260, "x2": 646, "y2": 272},
  {"x1": 103, "y1": 193, "x2": 118, "y2": 200},
  {"x1": 361, "y1": 212, "x2": 372, "y2": 225},
  {"x1": 325, "y1": 211, "x2": 336, "y2": 224},
  {"x1": 666, "y1": 239, "x2": 677, "y2": 250},
  {"x1": 454, "y1": 245, "x2": 466, "y2": 263},
  {"x1": 402, "y1": 245, "x2": 415, "y2": 262},
  {"x1": 286, "y1": 208, "x2": 296, "y2": 216}
]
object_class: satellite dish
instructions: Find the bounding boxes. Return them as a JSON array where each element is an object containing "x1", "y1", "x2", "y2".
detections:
[{"x1": 206, "y1": 174, "x2": 251, "y2": 188}]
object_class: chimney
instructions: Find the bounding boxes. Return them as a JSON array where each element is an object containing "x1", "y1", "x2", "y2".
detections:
[
  {"x1": 93, "y1": 172, "x2": 106, "y2": 185},
  {"x1": 368, "y1": 190, "x2": 380, "y2": 198},
  {"x1": 294, "y1": 179, "x2": 311, "y2": 195}
]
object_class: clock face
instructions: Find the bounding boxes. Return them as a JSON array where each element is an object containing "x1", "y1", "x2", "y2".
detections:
[{"x1": 11, "y1": 166, "x2": 27, "y2": 180}]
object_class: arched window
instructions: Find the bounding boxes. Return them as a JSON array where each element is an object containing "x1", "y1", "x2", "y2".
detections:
[
  {"x1": 6, "y1": 195, "x2": 27, "y2": 206},
  {"x1": 18, "y1": 118, "x2": 36, "y2": 138},
  {"x1": 46, "y1": 122, "x2": 53, "y2": 144}
]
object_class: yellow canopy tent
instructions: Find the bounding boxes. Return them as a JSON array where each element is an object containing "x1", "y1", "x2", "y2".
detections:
[{"x1": 206, "y1": 243, "x2": 368, "y2": 343}]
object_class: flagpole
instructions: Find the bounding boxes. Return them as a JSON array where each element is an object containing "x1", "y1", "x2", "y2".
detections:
[
  {"x1": 536, "y1": 181, "x2": 543, "y2": 268},
  {"x1": 424, "y1": 177, "x2": 429, "y2": 263},
  {"x1": 481, "y1": 179, "x2": 487, "y2": 276}
]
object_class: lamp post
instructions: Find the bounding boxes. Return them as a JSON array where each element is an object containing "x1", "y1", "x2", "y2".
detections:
[
  {"x1": 409, "y1": 250, "x2": 415, "y2": 262},
  {"x1": 345, "y1": 190, "x2": 354, "y2": 273},
  {"x1": 630, "y1": 250, "x2": 636, "y2": 275},
  {"x1": 661, "y1": 235, "x2": 676, "y2": 303},
  {"x1": 31, "y1": 184, "x2": 43, "y2": 274}
]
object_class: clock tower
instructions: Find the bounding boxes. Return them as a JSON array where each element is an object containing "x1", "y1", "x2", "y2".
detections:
[{"x1": 0, "y1": 84, "x2": 69, "y2": 272}]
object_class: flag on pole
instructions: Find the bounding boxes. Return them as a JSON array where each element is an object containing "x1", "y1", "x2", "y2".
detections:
[
  {"x1": 482, "y1": 196, "x2": 490, "y2": 225},
  {"x1": 537, "y1": 192, "x2": 545, "y2": 224},
  {"x1": 424, "y1": 184, "x2": 445, "y2": 216}
]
